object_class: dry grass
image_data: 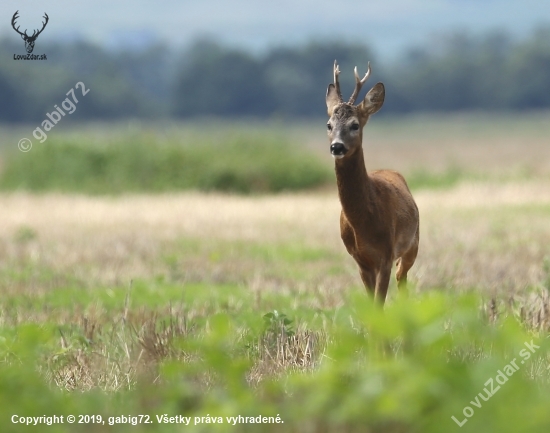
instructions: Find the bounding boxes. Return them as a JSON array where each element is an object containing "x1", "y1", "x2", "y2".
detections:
[
  {"x1": 416, "y1": 182, "x2": 550, "y2": 293},
  {"x1": 35, "y1": 302, "x2": 329, "y2": 392},
  {"x1": 1, "y1": 179, "x2": 549, "y2": 296}
]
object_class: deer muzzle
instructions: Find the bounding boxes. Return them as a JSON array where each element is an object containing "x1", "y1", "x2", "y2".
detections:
[{"x1": 330, "y1": 142, "x2": 347, "y2": 159}]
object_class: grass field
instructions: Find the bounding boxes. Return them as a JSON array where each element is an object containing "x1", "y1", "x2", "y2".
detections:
[{"x1": 1, "y1": 113, "x2": 550, "y2": 432}]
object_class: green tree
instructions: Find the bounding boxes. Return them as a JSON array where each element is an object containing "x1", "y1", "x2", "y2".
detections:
[
  {"x1": 506, "y1": 27, "x2": 550, "y2": 109},
  {"x1": 264, "y1": 41, "x2": 376, "y2": 117},
  {"x1": 173, "y1": 39, "x2": 273, "y2": 117}
]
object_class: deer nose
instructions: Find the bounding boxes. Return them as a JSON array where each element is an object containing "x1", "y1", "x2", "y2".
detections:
[{"x1": 330, "y1": 142, "x2": 346, "y2": 156}]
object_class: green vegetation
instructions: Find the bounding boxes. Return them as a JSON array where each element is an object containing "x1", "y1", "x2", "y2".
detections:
[
  {"x1": 0, "y1": 132, "x2": 332, "y2": 194},
  {"x1": 1, "y1": 285, "x2": 550, "y2": 432},
  {"x1": 4, "y1": 113, "x2": 550, "y2": 194},
  {"x1": 406, "y1": 166, "x2": 469, "y2": 190}
]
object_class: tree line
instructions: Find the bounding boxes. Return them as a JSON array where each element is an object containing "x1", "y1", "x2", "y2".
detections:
[{"x1": 1, "y1": 26, "x2": 549, "y2": 122}]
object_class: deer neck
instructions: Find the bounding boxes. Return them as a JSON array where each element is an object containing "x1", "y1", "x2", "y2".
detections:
[{"x1": 335, "y1": 145, "x2": 374, "y2": 222}]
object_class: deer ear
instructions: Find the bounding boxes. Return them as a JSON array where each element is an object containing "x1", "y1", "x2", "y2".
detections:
[
  {"x1": 359, "y1": 82, "x2": 385, "y2": 117},
  {"x1": 326, "y1": 84, "x2": 340, "y2": 116}
]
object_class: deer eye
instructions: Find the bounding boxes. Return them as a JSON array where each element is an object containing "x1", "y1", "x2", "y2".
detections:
[
  {"x1": 350, "y1": 123, "x2": 359, "y2": 131},
  {"x1": 327, "y1": 123, "x2": 332, "y2": 131}
]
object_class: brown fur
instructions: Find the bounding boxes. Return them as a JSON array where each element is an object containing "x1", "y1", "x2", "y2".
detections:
[{"x1": 326, "y1": 65, "x2": 419, "y2": 305}]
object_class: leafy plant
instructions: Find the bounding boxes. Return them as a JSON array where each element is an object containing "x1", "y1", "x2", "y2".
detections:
[{"x1": 262, "y1": 310, "x2": 295, "y2": 338}]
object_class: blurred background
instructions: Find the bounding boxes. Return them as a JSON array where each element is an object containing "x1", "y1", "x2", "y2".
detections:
[
  {"x1": 0, "y1": 0, "x2": 549, "y2": 194},
  {"x1": 1, "y1": 0, "x2": 550, "y2": 122}
]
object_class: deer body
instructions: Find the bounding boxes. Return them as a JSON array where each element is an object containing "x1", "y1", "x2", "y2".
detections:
[{"x1": 326, "y1": 62, "x2": 419, "y2": 305}]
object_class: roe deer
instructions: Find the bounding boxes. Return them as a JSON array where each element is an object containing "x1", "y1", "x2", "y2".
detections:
[{"x1": 326, "y1": 61, "x2": 419, "y2": 305}]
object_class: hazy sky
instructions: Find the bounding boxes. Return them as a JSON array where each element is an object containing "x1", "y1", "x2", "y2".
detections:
[{"x1": 1, "y1": 0, "x2": 549, "y2": 58}]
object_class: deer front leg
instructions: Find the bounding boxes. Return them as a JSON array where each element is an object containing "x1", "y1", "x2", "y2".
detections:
[
  {"x1": 374, "y1": 264, "x2": 392, "y2": 305},
  {"x1": 358, "y1": 265, "x2": 376, "y2": 299}
]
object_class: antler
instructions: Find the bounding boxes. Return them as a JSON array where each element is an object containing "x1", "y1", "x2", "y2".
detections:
[
  {"x1": 30, "y1": 13, "x2": 49, "y2": 39},
  {"x1": 348, "y1": 62, "x2": 372, "y2": 104},
  {"x1": 332, "y1": 60, "x2": 344, "y2": 104},
  {"x1": 11, "y1": 11, "x2": 26, "y2": 37}
]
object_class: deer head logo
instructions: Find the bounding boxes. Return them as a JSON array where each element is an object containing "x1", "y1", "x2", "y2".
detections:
[{"x1": 11, "y1": 11, "x2": 49, "y2": 54}]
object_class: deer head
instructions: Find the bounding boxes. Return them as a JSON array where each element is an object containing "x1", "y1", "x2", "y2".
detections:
[
  {"x1": 11, "y1": 11, "x2": 49, "y2": 54},
  {"x1": 326, "y1": 61, "x2": 385, "y2": 159}
]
